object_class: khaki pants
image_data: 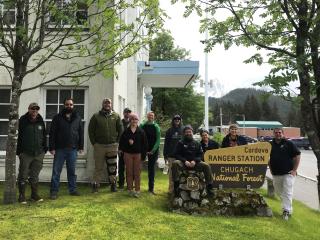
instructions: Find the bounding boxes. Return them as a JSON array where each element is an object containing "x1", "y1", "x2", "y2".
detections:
[
  {"x1": 18, "y1": 152, "x2": 45, "y2": 184},
  {"x1": 93, "y1": 143, "x2": 118, "y2": 184},
  {"x1": 124, "y1": 153, "x2": 141, "y2": 192}
]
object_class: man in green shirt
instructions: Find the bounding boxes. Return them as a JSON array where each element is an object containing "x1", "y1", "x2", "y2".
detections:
[{"x1": 88, "y1": 98, "x2": 123, "y2": 193}]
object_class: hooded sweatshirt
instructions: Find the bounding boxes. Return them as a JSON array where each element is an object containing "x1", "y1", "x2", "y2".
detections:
[{"x1": 163, "y1": 116, "x2": 184, "y2": 158}]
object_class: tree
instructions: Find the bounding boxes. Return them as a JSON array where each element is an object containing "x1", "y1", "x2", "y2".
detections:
[
  {"x1": 261, "y1": 99, "x2": 272, "y2": 121},
  {"x1": 175, "y1": 0, "x2": 320, "y2": 204},
  {"x1": 149, "y1": 31, "x2": 204, "y2": 131},
  {"x1": 0, "y1": 0, "x2": 162, "y2": 204}
]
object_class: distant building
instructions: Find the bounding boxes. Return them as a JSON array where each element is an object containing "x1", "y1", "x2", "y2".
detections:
[{"x1": 213, "y1": 121, "x2": 300, "y2": 138}]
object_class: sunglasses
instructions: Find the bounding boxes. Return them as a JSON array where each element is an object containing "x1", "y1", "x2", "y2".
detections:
[{"x1": 30, "y1": 107, "x2": 39, "y2": 110}]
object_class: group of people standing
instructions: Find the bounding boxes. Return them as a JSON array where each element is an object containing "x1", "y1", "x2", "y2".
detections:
[
  {"x1": 16, "y1": 99, "x2": 301, "y2": 220},
  {"x1": 16, "y1": 98, "x2": 161, "y2": 203}
]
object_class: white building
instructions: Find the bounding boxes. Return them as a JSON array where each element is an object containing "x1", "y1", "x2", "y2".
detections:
[{"x1": 0, "y1": 1, "x2": 199, "y2": 182}]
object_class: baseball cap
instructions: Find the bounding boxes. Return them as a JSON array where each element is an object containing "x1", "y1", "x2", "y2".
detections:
[
  {"x1": 123, "y1": 107, "x2": 132, "y2": 113},
  {"x1": 28, "y1": 102, "x2": 40, "y2": 110}
]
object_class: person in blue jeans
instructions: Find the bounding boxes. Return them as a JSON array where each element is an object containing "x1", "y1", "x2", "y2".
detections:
[{"x1": 49, "y1": 98, "x2": 84, "y2": 199}]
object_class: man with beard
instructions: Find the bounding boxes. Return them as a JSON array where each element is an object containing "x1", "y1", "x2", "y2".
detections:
[
  {"x1": 171, "y1": 125, "x2": 214, "y2": 197},
  {"x1": 17, "y1": 103, "x2": 47, "y2": 203},
  {"x1": 89, "y1": 98, "x2": 123, "y2": 193},
  {"x1": 49, "y1": 98, "x2": 84, "y2": 199},
  {"x1": 163, "y1": 114, "x2": 183, "y2": 193}
]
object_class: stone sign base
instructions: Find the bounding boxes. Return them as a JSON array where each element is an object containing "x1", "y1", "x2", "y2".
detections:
[{"x1": 169, "y1": 169, "x2": 273, "y2": 217}]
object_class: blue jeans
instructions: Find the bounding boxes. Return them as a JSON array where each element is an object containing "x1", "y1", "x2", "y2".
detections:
[{"x1": 50, "y1": 148, "x2": 78, "y2": 194}]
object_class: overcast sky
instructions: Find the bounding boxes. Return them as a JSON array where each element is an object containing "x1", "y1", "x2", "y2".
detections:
[{"x1": 160, "y1": 1, "x2": 272, "y2": 97}]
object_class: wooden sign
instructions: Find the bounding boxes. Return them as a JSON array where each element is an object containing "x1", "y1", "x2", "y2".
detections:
[{"x1": 204, "y1": 142, "x2": 271, "y2": 189}]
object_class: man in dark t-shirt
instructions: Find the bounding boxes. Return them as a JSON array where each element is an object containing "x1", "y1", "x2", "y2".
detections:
[{"x1": 269, "y1": 128, "x2": 301, "y2": 220}]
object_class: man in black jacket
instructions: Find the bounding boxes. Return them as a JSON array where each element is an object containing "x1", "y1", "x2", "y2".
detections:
[
  {"x1": 17, "y1": 103, "x2": 47, "y2": 204},
  {"x1": 118, "y1": 107, "x2": 132, "y2": 189},
  {"x1": 172, "y1": 125, "x2": 214, "y2": 197},
  {"x1": 49, "y1": 98, "x2": 84, "y2": 199},
  {"x1": 163, "y1": 114, "x2": 183, "y2": 193}
]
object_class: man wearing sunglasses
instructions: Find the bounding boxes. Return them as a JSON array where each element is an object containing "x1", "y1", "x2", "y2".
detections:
[
  {"x1": 17, "y1": 103, "x2": 47, "y2": 204},
  {"x1": 269, "y1": 128, "x2": 301, "y2": 220},
  {"x1": 49, "y1": 98, "x2": 84, "y2": 199}
]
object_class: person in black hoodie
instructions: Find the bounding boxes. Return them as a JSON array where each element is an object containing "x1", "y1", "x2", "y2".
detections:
[
  {"x1": 17, "y1": 103, "x2": 47, "y2": 204},
  {"x1": 119, "y1": 113, "x2": 148, "y2": 198},
  {"x1": 49, "y1": 98, "x2": 84, "y2": 199},
  {"x1": 163, "y1": 114, "x2": 183, "y2": 193}
]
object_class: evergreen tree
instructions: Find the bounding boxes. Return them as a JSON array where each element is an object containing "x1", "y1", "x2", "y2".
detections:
[{"x1": 261, "y1": 99, "x2": 272, "y2": 121}]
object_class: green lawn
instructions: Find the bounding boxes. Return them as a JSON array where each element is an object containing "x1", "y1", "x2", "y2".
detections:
[{"x1": 0, "y1": 170, "x2": 319, "y2": 240}]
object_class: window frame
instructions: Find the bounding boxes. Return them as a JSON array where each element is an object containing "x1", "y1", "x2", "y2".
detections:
[
  {"x1": 47, "y1": 0, "x2": 89, "y2": 29},
  {"x1": 42, "y1": 87, "x2": 88, "y2": 154},
  {"x1": 0, "y1": 87, "x2": 11, "y2": 153},
  {"x1": 0, "y1": 1, "x2": 16, "y2": 27}
]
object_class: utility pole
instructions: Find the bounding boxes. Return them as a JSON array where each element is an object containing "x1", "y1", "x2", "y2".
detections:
[
  {"x1": 220, "y1": 107, "x2": 223, "y2": 132},
  {"x1": 204, "y1": 27, "x2": 209, "y2": 131}
]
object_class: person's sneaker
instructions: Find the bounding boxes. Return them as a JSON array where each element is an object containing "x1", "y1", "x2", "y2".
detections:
[
  {"x1": 133, "y1": 191, "x2": 140, "y2": 198},
  {"x1": 92, "y1": 182, "x2": 99, "y2": 193},
  {"x1": 282, "y1": 210, "x2": 290, "y2": 221},
  {"x1": 148, "y1": 190, "x2": 157, "y2": 195},
  {"x1": 111, "y1": 184, "x2": 117, "y2": 192},
  {"x1": 31, "y1": 193, "x2": 44, "y2": 202},
  {"x1": 128, "y1": 190, "x2": 134, "y2": 197},
  {"x1": 70, "y1": 191, "x2": 80, "y2": 196},
  {"x1": 18, "y1": 194, "x2": 27, "y2": 204},
  {"x1": 118, "y1": 185, "x2": 124, "y2": 190},
  {"x1": 50, "y1": 193, "x2": 58, "y2": 200}
]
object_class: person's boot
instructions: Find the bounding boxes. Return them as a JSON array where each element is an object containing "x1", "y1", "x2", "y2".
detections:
[
  {"x1": 92, "y1": 182, "x2": 99, "y2": 193},
  {"x1": 18, "y1": 182, "x2": 27, "y2": 204},
  {"x1": 206, "y1": 183, "x2": 214, "y2": 197},
  {"x1": 30, "y1": 182, "x2": 43, "y2": 202},
  {"x1": 173, "y1": 181, "x2": 180, "y2": 197},
  {"x1": 111, "y1": 183, "x2": 117, "y2": 192}
]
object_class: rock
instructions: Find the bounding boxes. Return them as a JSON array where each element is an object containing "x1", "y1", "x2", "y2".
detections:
[
  {"x1": 180, "y1": 183, "x2": 190, "y2": 190},
  {"x1": 256, "y1": 207, "x2": 273, "y2": 217},
  {"x1": 180, "y1": 191, "x2": 190, "y2": 201},
  {"x1": 190, "y1": 191, "x2": 200, "y2": 200},
  {"x1": 172, "y1": 197, "x2": 183, "y2": 207},
  {"x1": 185, "y1": 201, "x2": 199, "y2": 210},
  {"x1": 201, "y1": 198, "x2": 209, "y2": 206}
]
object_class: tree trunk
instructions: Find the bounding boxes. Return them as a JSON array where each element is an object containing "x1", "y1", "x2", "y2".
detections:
[{"x1": 3, "y1": 79, "x2": 21, "y2": 204}]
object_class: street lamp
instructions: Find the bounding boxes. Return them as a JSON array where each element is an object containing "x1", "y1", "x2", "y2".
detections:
[{"x1": 144, "y1": 86, "x2": 153, "y2": 115}]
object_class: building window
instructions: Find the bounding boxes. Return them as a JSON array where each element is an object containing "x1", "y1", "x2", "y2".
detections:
[
  {"x1": 44, "y1": 88, "x2": 87, "y2": 152},
  {"x1": 0, "y1": 0, "x2": 16, "y2": 26},
  {"x1": 0, "y1": 89, "x2": 10, "y2": 151},
  {"x1": 49, "y1": 0, "x2": 88, "y2": 27}
]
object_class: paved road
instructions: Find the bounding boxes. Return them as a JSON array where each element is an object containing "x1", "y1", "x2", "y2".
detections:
[
  {"x1": 266, "y1": 149, "x2": 319, "y2": 210},
  {"x1": 299, "y1": 150, "x2": 318, "y2": 180}
]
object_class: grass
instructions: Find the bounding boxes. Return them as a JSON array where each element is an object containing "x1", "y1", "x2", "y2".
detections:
[{"x1": 0, "y1": 170, "x2": 319, "y2": 240}]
